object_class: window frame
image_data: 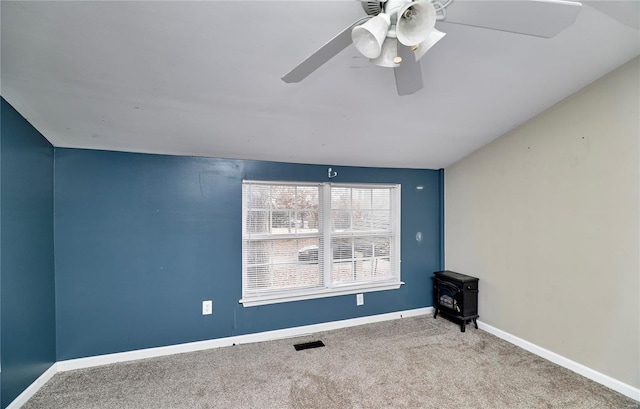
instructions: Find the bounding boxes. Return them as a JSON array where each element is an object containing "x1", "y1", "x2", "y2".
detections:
[{"x1": 240, "y1": 180, "x2": 403, "y2": 307}]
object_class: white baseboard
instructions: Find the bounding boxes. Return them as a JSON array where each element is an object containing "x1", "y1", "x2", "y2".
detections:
[
  {"x1": 6, "y1": 363, "x2": 58, "y2": 409},
  {"x1": 9, "y1": 307, "x2": 432, "y2": 408},
  {"x1": 13, "y1": 309, "x2": 637, "y2": 408},
  {"x1": 57, "y1": 307, "x2": 433, "y2": 372},
  {"x1": 477, "y1": 320, "x2": 640, "y2": 402}
]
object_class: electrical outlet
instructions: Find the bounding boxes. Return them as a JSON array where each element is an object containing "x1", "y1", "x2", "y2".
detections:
[
  {"x1": 356, "y1": 293, "x2": 364, "y2": 306},
  {"x1": 202, "y1": 300, "x2": 212, "y2": 315}
]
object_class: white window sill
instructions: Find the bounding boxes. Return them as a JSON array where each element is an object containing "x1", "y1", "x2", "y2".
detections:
[{"x1": 239, "y1": 281, "x2": 404, "y2": 307}]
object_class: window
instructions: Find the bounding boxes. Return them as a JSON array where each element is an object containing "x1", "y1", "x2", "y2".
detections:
[{"x1": 241, "y1": 181, "x2": 402, "y2": 306}]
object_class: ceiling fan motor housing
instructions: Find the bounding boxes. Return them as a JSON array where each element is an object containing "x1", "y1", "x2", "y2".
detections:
[{"x1": 361, "y1": 1, "x2": 383, "y2": 16}]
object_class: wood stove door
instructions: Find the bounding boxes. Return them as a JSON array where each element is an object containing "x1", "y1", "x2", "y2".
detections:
[{"x1": 435, "y1": 280, "x2": 461, "y2": 315}]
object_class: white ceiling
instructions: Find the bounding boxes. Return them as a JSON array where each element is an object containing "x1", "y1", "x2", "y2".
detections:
[{"x1": 1, "y1": 1, "x2": 638, "y2": 169}]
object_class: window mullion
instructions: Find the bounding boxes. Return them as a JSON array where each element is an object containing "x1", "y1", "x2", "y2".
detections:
[
  {"x1": 321, "y1": 183, "x2": 332, "y2": 289},
  {"x1": 393, "y1": 186, "x2": 401, "y2": 278}
]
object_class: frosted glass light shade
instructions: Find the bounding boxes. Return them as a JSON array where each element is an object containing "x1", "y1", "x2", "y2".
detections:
[
  {"x1": 397, "y1": 0, "x2": 437, "y2": 46},
  {"x1": 352, "y1": 13, "x2": 391, "y2": 59}
]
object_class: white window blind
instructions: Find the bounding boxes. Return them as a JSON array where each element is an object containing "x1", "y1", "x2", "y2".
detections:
[{"x1": 241, "y1": 181, "x2": 401, "y2": 306}]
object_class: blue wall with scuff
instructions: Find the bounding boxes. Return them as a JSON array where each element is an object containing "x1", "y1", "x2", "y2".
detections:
[
  {"x1": 1, "y1": 98, "x2": 56, "y2": 409},
  {"x1": 54, "y1": 148, "x2": 442, "y2": 360}
]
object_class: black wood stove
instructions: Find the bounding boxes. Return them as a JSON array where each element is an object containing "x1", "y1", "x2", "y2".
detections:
[{"x1": 433, "y1": 270, "x2": 479, "y2": 332}]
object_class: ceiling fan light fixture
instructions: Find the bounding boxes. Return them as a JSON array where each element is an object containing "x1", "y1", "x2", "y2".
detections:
[
  {"x1": 352, "y1": 13, "x2": 391, "y2": 58},
  {"x1": 281, "y1": 0, "x2": 583, "y2": 97},
  {"x1": 370, "y1": 37, "x2": 402, "y2": 68},
  {"x1": 396, "y1": 0, "x2": 437, "y2": 46},
  {"x1": 413, "y1": 28, "x2": 446, "y2": 61}
]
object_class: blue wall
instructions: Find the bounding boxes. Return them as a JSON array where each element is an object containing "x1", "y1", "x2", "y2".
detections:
[
  {"x1": 55, "y1": 148, "x2": 442, "y2": 360},
  {"x1": 1, "y1": 99, "x2": 56, "y2": 409}
]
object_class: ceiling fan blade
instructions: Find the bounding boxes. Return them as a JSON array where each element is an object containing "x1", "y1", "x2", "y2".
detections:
[
  {"x1": 443, "y1": 0, "x2": 583, "y2": 38},
  {"x1": 585, "y1": 1, "x2": 639, "y2": 30},
  {"x1": 394, "y1": 44, "x2": 424, "y2": 96},
  {"x1": 282, "y1": 18, "x2": 368, "y2": 83}
]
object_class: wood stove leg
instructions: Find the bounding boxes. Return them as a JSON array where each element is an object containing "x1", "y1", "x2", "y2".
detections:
[
  {"x1": 473, "y1": 318, "x2": 478, "y2": 329},
  {"x1": 434, "y1": 308, "x2": 438, "y2": 319},
  {"x1": 461, "y1": 320, "x2": 466, "y2": 332}
]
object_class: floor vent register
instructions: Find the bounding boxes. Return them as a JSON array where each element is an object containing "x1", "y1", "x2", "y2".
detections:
[{"x1": 293, "y1": 340, "x2": 325, "y2": 351}]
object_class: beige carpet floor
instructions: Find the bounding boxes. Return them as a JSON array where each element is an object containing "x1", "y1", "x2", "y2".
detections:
[{"x1": 23, "y1": 315, "x2": 638, "y2": 408}]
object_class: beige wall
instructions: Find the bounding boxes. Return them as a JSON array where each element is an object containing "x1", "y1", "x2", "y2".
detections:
[{"x1": 444, "y1": 57, "x2": 639, "y2": 388}]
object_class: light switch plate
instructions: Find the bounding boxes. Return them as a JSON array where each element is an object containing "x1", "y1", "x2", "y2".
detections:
[{"x1": 356, "y1": 293, "x2": 364, "y2": 306}]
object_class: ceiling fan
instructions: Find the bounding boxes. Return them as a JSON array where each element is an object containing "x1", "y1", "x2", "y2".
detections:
[{"x1": 281, "y1": 0, "x2": 583, "y2": 96}]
